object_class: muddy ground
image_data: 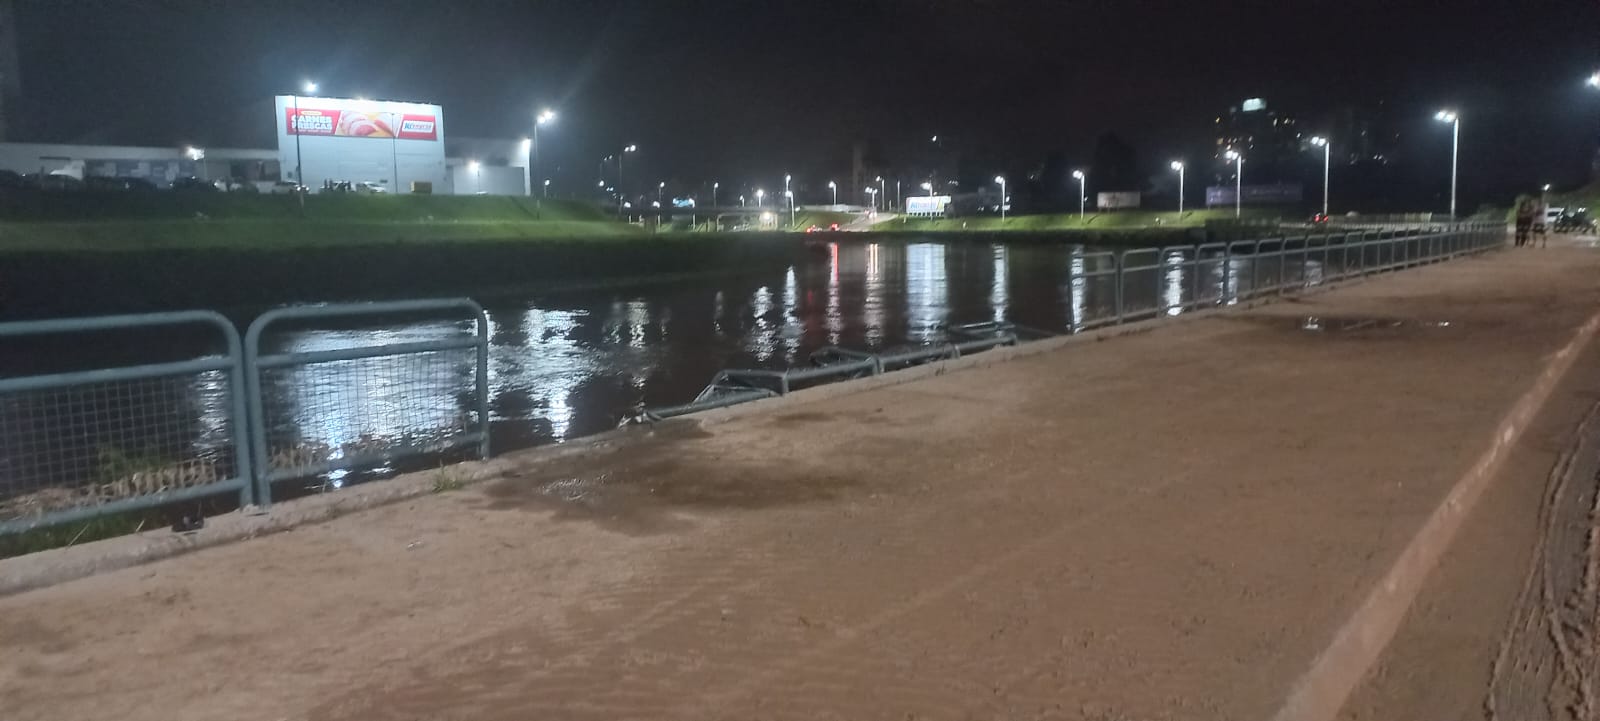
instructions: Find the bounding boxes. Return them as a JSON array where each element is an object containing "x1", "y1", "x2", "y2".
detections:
[{"x1": 5, "y1": 240, "x2": 1600, "y2": 720}]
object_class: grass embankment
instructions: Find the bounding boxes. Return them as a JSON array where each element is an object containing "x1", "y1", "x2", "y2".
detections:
[
  {"x1": 877, "y1": 208, "x2": 1280, "y2": 232},
  {"x1": 0, "y1": 193, "x2": 643, "y2": 252}
]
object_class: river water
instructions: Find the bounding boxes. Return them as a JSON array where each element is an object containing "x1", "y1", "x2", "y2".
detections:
[{"x1": 3, "y1": 236, "x2": 1342, "y2": 505}]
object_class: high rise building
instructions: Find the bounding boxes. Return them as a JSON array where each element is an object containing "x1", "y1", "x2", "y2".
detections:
[{"x1": 1213, "y1": 98, "x2": 1303, "y2": 184}]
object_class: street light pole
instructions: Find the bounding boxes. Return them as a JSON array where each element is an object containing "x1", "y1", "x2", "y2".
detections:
[
  {"x1": 828, "y1": 180, "x2": 837, "y2": 206},
  {"x1": 1309, "y1": 137, "x2": 1330, "y2": 217},
  {"x1": 293, "y1": 81, "x2": 316, "y2": 209},
  {"x1": 1224, "y1": 150, "x2": 1243, "y2": 219},
  {"x1": 712, "y1": 181, "x2": 719, "y2": 207},
  {"x1": 786, "y1": 190, "x2": 795, "y2": 227},
  {"x1": 1072, "y1": 170, "x2": 1086, "y2": 218},
  {"x1": 994, "y1": 175, "x2": 1006, "y2": 222},
  {"x1": 543, "y1": 178, "x2": 551, "y2": 198},
  {"x1": 532, "y1": 109, "x2": 555, "y2": 197},
  {"x1": 1170, "y1": 161, "x2": 1185, "y2": 215},
  {"x1": 1435, "y1": 110, "x2": 1459, "y2": 219}
]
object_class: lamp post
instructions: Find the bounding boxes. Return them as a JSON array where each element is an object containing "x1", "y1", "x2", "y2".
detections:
[
  {"x1": 712, "y1": 181, "x2": 719, "y2": 207},
  {"x1": 1170, "y1": 161, "x2": 1185, "y2": 215},
  {"x1": 875, "y1": 176, "x2": 886, "y2": 211},
  {"x1": 658, "y1": 180, "x2": 665, "y2": 206},
  {"x1": 994, "y1": 175, "x2": 1006, "y2": 222},
  {"x1": 739, "y1": 194, "x2": 746, "y2": 208},
  {"x1": 618, "y1": 143, "x2": 637, "y2": 195},
  {"x1": 292, "y1": 80, "x2": 316, "y2": 197},
  {"x1": 785, "y1": 189, "x2": 795, "y2": 227},
  {"x1": 1071, "y1": 170, "x2": 1086, "y2": 218},
  {"x1": 866, "y1": 186, "x2": 877, "y2": 211},
  {"x1": 1224, "y1": 150, "x2": 1243, "y2": 219},
  {"x1": 543, "y1": 178, "x2": 551, "y2": 198},
  {"x1": 532, "y1": 109, "x2": 555, "y2": 196},
  {"x1": 755, "y1": 188, "x2": 765, "y2": 208},
  {"x1": 469, "y1": 160, "x2": 481, "y2": 194},
  {"x1": 828, "y1": 180, "x2": 837, "y2": 206},
  {"x1": 1308, "y1": 136, "x2": 1330, "y2": 217},
  {"x1": 1435, "y1": 110, "x2": 1459, "y2": 219},
  {"x1": 896, "y1": 180, "x2": 901, "y2": 212}
]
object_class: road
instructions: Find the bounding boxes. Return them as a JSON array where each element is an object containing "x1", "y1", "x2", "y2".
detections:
[{"x1": 4, "y1": 236, "x2": 1600, "y2": 720}]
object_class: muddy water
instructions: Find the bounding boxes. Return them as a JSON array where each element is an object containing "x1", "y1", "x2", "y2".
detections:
[{"x1": 2, "y1": 237, "x2": 1340, "y2": 501}]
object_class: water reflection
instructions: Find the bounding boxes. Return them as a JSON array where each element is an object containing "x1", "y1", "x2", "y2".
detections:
[{"x1": 9, "y1": 238, "x2": 1369, "y2": 495}]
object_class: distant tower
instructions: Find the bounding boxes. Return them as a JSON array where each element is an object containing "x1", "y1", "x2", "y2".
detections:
[{"x1": 0, "y1": 0, "x2": 19, "y2": 141}]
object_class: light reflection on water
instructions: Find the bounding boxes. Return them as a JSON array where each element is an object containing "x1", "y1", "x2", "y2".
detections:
[{"x1": 2, "y1": 238, "x2": 1353, "y2": 500}]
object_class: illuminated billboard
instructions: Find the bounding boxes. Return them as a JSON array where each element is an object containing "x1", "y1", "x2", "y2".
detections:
[{"x1": 274, "y1": 95, "x2": 446, "y2": 193}]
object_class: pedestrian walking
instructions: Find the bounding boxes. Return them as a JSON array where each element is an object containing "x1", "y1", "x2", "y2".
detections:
[{"x1": 1515, "y1": 198, "x2": 1535, "y2": 247}]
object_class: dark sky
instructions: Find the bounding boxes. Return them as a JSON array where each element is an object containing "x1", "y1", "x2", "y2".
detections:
[{"x1": 13, "y1": 0, "x2": 1600, "y2": 207}]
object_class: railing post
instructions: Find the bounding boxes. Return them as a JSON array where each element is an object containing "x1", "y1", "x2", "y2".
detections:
[{"x1": 1114, "y1": 250, "x2": 1125, "y2": 323}]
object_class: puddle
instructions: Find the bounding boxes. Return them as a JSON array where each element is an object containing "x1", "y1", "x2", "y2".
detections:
[
  {"x1": 1296, "y1": 316, "x2": 1453, "y2": 333},
  {"x1": 477, "y1": 420, "x2": 860, "y2": 534}
]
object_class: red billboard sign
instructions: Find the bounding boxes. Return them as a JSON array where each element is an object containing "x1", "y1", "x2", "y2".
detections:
[{"x1": 285, "y1": 108, "x2": 438, "y2": 141}]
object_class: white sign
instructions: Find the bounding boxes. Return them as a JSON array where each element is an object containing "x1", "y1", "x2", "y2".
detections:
[
  {"x1": 1241, "y1": 97, "x2": 1266, "y2": 112},
  {"x1": 274, "y1": 95, "x2": 447, "y2": 194},
  {"x1": 1097, "y1": 191, "x2": 1141, "y2": 210},
  {"x1": 906, "y1": 195, "x2": 951, "y2": 216}
]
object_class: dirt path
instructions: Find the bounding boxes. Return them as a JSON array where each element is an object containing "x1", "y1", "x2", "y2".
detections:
[{"x1": 5, "y1": 241, "x2": 1600, "y2": 721}]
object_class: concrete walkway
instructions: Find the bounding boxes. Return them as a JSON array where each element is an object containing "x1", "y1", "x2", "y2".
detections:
[{"x1": 5, "y1": 239, "x2": 1600, "y2": 721}]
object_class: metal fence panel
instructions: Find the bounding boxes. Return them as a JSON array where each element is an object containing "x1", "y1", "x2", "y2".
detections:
[
  {"x1": 0, "y1": 311, "x2": 252, "y2": 534},
  {"x1": 244, "y1": 299, "x2": 490, "y2": 505}
]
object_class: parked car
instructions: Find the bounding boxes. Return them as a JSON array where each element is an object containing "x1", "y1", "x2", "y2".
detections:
[
  {"x1": 26, "y1": 173, "x2": 85, "y2": 192},
  {"x1": 268, "y1": 180, "x2": 306, "y2": 194},
  {"x1": 355, "y1": 181, "x2": 387, "y2": 194},
  {"x1": 171, "y1": 176, "x2": 218, "y2": 192},
  {"x1": 84, "y1": 176, "x2": 157, "y2": 192}
]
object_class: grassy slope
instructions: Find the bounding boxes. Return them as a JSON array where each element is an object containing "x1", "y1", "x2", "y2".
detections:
[{"x1": 0, "y1": 194, "x2": 645, "y2": 251}]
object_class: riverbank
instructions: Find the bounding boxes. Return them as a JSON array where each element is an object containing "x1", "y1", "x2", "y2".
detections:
[{"x1": 13, "y1": 234, "x2": 1600, "y2": 721}]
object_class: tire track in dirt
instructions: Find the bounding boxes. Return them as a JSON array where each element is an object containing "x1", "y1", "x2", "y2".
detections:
[{"x1": 1487, "y1": 401, "x2": 1600, "y2": 721}]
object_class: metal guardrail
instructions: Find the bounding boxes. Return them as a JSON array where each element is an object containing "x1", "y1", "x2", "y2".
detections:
[
  {"x1": 638, "y1": 321, "x2": 1039, "y2": 421},
  {"x1": 642, "y1": 223, "x2": 1502, "y2": 420},
  {"x1": 244, "y1": 299, "x2": 490, "y2": 505},
  {"x1": 0, "y1": 311, "x2": 254, "y2": 534}
]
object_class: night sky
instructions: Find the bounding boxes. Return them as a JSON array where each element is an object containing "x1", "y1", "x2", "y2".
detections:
[{"x1": 13, "y1": 0, "x2": 1600, "y2": 208}]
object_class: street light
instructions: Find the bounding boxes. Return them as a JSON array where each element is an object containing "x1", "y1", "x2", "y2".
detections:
[
  {"x1": 1435, "y1": 110, "x2": 1460, "y2": 219},
  {"x1": 1170, "y1": 161, "x2": 1185, "y2": 215},
  {"x1": 532, "y1": 109, "x2": 556, "y2": 198},
  {"x1": 828, "y1": 180, "x2": 837, "y2": 206},
  {"x1": 994, "y1": 175, "x2": 1006, "y2": 222},
  {"x1": 618, "y1": 144, "x2": 637, "y2": 197},
  {"x1": 1224, "y1": 150, "x2": 1243, "y2": 219},
  {"x1": 866, "y1": 186, "x2": 878, "y2": 212},
  {"x1": 658, "y1": 180, "x2": 665, "y2": 205},
  {"x1": 291, "y1": 80, "x2": 317, "y2": 200},
  {"x1": 712, "y1": 181, "x2": 719, "y2": 207},
  {"x1": 876, "y1": 175, "x2": 887, "y2": 211},
  {"x1": 1308, "y1": 137, "x2": 1330, "y2": 217},
  {"x1": 785, "y1": 189, "x2": 795, "y2": 227},
  {"x1": 1071, "y1": 170, "x2": 1086, "y2": 218},
  {"x1": 469, "y1": 160, "x2": 481, "y2": 194},
  {"x1": 755, "y1": 188, "x2": 765, "y2": 207},
  {"x1": 543, "y1": 178, "x2": 551, "y2": 198},
  {"x1": 739, "y1": 194, "x2": 746, "y2": 208}
]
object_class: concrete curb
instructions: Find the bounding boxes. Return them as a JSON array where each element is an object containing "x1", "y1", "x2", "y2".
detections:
[{"x1": 0, "y1": 247, "x2": 1503, "y2": 598}]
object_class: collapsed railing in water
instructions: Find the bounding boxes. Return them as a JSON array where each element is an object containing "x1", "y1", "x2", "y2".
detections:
[{"x1": 634, "y1": 321, "x2": 1055, "y2": 422}]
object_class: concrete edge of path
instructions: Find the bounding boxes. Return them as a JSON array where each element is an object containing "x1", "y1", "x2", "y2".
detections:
[
  {"x1": 1268, "y1": 275, "x2": 1600, "y2": 721},
  {"x1": 0, "y1": 249, "x2": 1502, "y2": 598}
]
